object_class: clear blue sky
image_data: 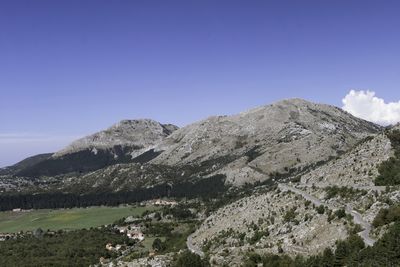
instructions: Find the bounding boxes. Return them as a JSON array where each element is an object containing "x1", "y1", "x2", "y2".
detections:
[{"x1": 1, "y1": 0, "x2": 400, "y2": 166}]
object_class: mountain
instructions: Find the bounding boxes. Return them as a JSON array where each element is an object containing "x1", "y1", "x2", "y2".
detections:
[
  {"x1": 15, "y1": 119, "x2": 178, "y2": 178},
  {"x1": 151, "y1": 98, "x2": 381, "y2": 185}
]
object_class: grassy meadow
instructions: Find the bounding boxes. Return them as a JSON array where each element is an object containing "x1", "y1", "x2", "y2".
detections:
[{"x1": 0, "y1": 205, "x2": 157, "y2": 233}]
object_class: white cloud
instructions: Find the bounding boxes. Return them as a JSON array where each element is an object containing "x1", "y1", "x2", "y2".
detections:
[{"x1": 342, "y1": 90, "x2": 400, "y2": 126}]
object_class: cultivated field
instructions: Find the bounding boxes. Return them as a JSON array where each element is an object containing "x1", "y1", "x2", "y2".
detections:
[{"x1": 0, "y1": 205, "x2": 157, "y2": 233}]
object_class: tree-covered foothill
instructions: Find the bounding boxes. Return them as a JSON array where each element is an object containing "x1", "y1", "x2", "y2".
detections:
[
  {"x1": 375, "y1": 130, "x2": 400, "y2": 186},
  {"x1": 0, "y1": 228, "x2": 130, "y2": 267}
]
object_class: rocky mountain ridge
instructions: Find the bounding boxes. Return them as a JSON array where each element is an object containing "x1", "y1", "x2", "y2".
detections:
[{"x1": 151, "y1": 98, "x2": 381, "y2": 185}]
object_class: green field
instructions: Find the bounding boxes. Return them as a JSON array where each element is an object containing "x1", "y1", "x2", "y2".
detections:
[{"x1": 0, "y1": 205, "x2": 156, "y2": 233}]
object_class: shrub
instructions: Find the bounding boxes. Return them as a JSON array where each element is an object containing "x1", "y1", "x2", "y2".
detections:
[
  {"x1": 248, "y1": 229, "x2": 269, "y2": 245},
  {"x1": 335, "y1": 208, "x2": 346, "y2": 219},
  {"x1": 316, "y1": 205, "x2": 325, "y2": 214},
  {"x1": 373, "y1": 205, "x2": 400, "y2": 227},
  {"x1": 283, "y1": 207, "x2": 298, "y2": 223},
  {"x1": 152, "y1": 238, "x2": 166, "y2": 252}
]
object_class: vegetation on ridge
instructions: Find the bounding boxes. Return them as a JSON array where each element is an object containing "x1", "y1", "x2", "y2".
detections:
[{"x1": 375, "y1": 130, "x2": 400, "y2": 186}]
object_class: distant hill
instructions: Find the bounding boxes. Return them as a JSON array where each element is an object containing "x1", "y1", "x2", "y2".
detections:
[{"x1": 14, "y1": 119, "x2": 178, "y2": 178}]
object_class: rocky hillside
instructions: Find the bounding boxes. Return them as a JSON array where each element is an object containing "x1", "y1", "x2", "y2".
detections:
[
  {"x1": 191, "y1": 187, "x2": 349, "y2": 266},
  {"x1": 152, "y1": 98, "x2": 381, "y2": 185},
  {"x1": 185, "y1": 125, "x2": 400, "y2": 266},
  {"x1": 300, "y1": 133, "x2": 393, "y2": 187}
]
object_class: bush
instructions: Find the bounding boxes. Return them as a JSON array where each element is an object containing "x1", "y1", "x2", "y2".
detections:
[
  {"x1": 248, "y1": 229, "x2": 269, "y2": 245},
  {"x1": 335, "y1": 208, "x2": 346, "y2": 219},
  {"x1": 283, "y1": 207, "x2": 298, "y2": 223},
  {"x1": 152, "y1": 238, "x2": 166, "y2": 252},
  {"x1": 375, "y1": 157, "x2": 400, "y2": 185},
  {"x1": 316, "y1": 205, "x2": 325, "y2": 214}
]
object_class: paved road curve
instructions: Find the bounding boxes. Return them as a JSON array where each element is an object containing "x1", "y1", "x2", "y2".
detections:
[
  {"x1": 278, "y1": 183, "x2": 376, "y2": 246},
  {"x1": 345, "y1": 206, "x2": 376, "y2": 246},
  {"x1": 186, "y1": 233, "x2": 205, "y2": 257}
]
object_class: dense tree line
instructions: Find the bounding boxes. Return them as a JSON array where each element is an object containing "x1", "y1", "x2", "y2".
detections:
[
  {"x1": 16, "y1": 146, "x2": 162, "y2": 178},
  {"x1": 0, "y1": 175, "x2": 226, "y2": 211}
]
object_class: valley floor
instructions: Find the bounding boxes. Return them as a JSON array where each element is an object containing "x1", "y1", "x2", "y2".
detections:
[{"x1": 0, "y1": 205, "x2": 157, "y2": 233}]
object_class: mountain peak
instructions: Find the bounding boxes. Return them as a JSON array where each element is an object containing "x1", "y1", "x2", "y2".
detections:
[
  {"x1": 274, "y1": 97, "x2": 311, "y2": 105},
  {"x1": 54, "y1": 119, "x2": 178, "y2": 157}
]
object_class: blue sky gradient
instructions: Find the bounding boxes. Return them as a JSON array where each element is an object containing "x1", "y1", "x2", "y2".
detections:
[{"x1": 1, "y1": 0, "x2": 400, "y2": 166}]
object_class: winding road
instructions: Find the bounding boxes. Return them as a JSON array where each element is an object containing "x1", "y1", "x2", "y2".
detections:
[
  {"x1": 278, "y1": 183, "x2": 376, "y2": 246},
  {"x1": 186, "y1": 233, "x2": 205, "y2": 257}
]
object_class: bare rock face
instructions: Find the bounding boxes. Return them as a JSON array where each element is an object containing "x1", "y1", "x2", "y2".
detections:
[
  {"x1": 152, "y1": 99, "x2": 381, "y2": 185},
  {"x1": 54, "y1": 119, "x2": 178, "y2": 158}
]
